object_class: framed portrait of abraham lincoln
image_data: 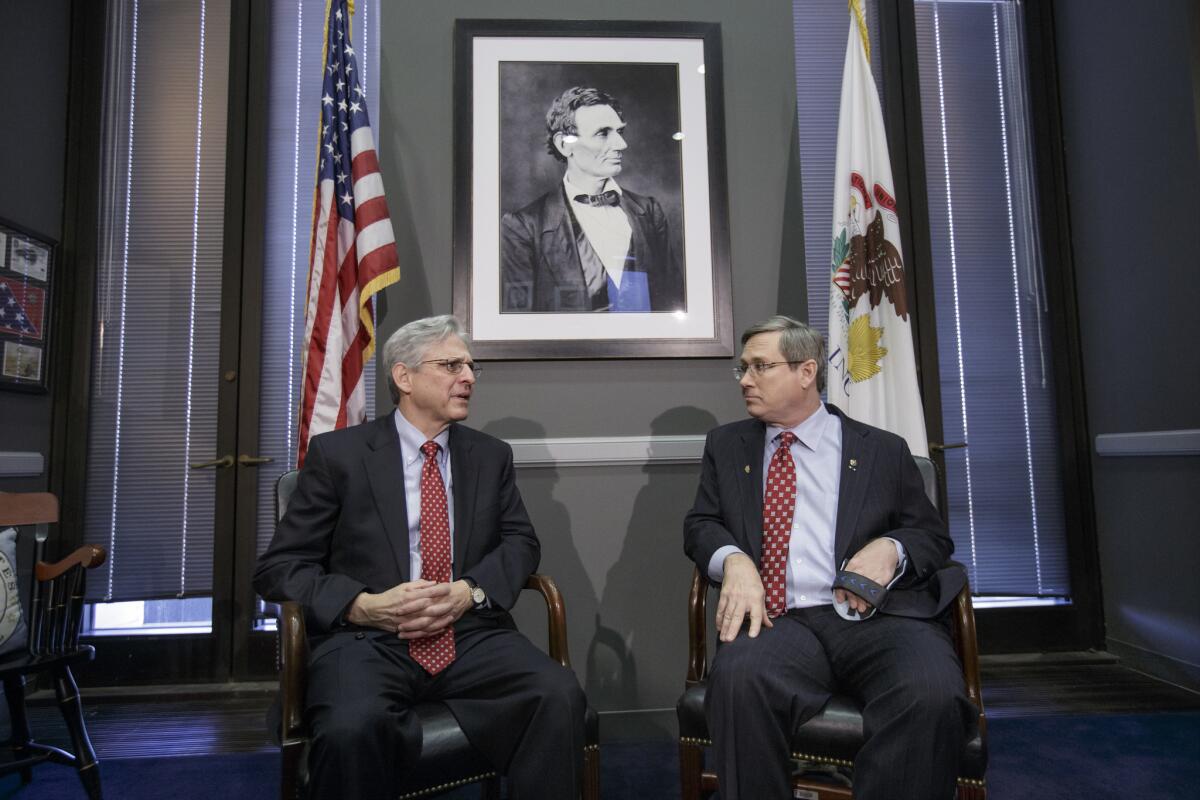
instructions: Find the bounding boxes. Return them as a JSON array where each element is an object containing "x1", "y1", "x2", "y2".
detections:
[{"x1": 452, "y1": 20, "x2": 733, "y2": 359}]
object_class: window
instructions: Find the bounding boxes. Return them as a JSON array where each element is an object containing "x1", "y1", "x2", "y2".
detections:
[
  {"x1": 914, "y1": 0, "x2": 1069, "y2": 599},
  {"x1": 794, "y1": 0, "x2": 1071, "y2": 603},
  {"x1": 255, "y1": 0, "x2": 380, "y2": 582},
  {"x1": 81, "y1": 0, "x2": 381, "y2": 638},
  {"x1": 86, "y1": 0, "x2": 231, "y2": 604}
]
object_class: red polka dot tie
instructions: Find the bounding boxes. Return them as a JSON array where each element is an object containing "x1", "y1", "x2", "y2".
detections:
[
  {"x1": 761, "y1": 431, "x2": 798, "y2": 618},
  {"x1": 409, "y1": 440, "x2": 456, "y2": 675}
]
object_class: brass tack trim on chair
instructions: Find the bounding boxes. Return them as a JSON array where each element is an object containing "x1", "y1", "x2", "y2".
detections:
[
  {"x1": 397, "y1": 772, "x2": 498, "y2": 798},
  {"x1": 791, "y1": 751, "x2": 854, "y2": 768},
  {"x1": 689, "y1": 740, "x2": 984, "y2": 790}
]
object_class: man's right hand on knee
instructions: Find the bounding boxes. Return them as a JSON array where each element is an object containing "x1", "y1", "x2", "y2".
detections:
[{"x1": 715, "y1": 553, "x2": 773, "y2": 642}]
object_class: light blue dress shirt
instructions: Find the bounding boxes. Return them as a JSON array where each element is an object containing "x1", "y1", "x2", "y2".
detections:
[
  {"x1": 394, "y1": 409, "x2": 454, "y2": 580},
  {"x1": 707, "y1": 404, "x2": 905, "y2": 612}
]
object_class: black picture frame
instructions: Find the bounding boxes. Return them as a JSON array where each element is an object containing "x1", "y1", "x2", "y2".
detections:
[
  {"x1": 0, "y1": 218, "x2": 55, "y2": 393},
  {"x1": 452, "y1": 19, "x2": 733, "y2": 359}
]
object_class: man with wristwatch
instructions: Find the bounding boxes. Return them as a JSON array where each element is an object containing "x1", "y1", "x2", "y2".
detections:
[{"x1": 254, "y1": 315, "x2": 587, "y2": 800}]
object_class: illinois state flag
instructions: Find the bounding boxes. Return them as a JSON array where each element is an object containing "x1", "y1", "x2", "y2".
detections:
[{"x1": 827, "y1": 2, "x2": 928, "y2": 458}]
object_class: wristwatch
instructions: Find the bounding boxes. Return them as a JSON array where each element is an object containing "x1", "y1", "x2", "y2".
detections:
[{"x1": 463, "y1": 577, "x2": 487, "y2": 608}]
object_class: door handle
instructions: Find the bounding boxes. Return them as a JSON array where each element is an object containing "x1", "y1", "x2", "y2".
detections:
[
  {"x1": 237, "y1": 454, "x2": 275, "y2": 467},
  {"x1": 190, "y1": 455, "x2": 235, "y2": 469},
  {"x1": 929, "y1": 442, "x2": 968, "y2": 452}
]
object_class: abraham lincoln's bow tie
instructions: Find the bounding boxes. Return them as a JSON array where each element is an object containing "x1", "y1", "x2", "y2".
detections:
[{"x1": 572, "y1": 189, "x2": 621, "y2": 207}]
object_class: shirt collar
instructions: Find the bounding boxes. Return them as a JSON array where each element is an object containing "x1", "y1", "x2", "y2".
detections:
[
  {"x1": 564, "y1": 175, "x2": 623, "y2": 203},
  {"x1": 767, "y1": 402, "x2": 832, "y2": 452},
  {"x1": 393, "y1": 409, "x2": 450, "y2": 466}
]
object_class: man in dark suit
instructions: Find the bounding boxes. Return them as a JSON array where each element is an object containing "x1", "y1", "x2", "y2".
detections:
[
  {"x1": 684, "y1": 315, "x2": 976, "y2": 800},
  {"x1": 500, "y1": 86, "x2": 685, "y2": 313},
  {"x1": 254, "y1": 315, "x2": 586, "y2": 800}
]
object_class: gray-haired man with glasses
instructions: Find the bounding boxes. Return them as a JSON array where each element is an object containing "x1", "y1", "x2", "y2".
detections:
[
  {"x1": 255, "y1": 314, "x2": 586, "y2": 800},
  {"x1": 684, "y1": 315, "x2": 973, "y2": 799}
]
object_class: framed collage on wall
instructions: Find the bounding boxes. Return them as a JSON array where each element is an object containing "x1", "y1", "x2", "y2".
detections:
[
  {"x1": 452, "y1": 19, "x2": 734, "y2": 359},
  {"x1": 0, "y1": 219, "x2": 54, "y2": 392}
]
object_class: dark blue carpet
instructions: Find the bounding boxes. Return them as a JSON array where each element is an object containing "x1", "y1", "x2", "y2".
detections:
[{"x1": 3, "y1": 712, "x2": 1197, "y2": 799}]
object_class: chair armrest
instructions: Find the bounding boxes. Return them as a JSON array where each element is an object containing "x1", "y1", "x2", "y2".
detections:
[
  {"x1": 279, "y1": 601, "x2": 309, "y2": 742},
  {"x1": 523, "y1": 574, "x2": 571, "y2": 669},
  {"x1": 34, "y1": 544, "x2": 107, "y2": 581},
  {"x1": 951, "y1": 583, "x2": 987, "y2": 743},
  {"x1": 686, "y1": 566, "x2": 709, "y2": 686},
  {"x1": 29, "y1": 544, "x2": 107, "y2": 654}
]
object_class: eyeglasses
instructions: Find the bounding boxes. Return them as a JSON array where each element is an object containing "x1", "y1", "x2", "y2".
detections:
[
  {"x1": 420, "y1": 358, "x2": 483, "y2": 377},
  {"x1": 732, "y1": 361, "x2": 809, "y2": 380}
]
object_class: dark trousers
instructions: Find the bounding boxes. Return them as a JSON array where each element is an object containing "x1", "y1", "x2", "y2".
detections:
[
  {"x1": 706, "y1": 605, "x2": 975, "y2": 800},
  {"x1": 305, "y1": 625, "x2": 587, "y2": 800}
]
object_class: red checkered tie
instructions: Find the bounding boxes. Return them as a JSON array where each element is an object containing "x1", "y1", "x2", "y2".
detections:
[
  {"x1": 408, "y1": 440, "x2": 456, "y2": 675},
  {"x1": 761, "y1": 431, "x2": 798, "y2": 618}
]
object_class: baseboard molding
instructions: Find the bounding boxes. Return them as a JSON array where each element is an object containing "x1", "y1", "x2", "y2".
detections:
[
  {"x1": 979, "y1": 650, "x2": 1119, "y2": 667},
  {"x1": 507, "y1": 435, "x2": 705, "y2": 467},
  {"x1": 30, "y1": 680, "x2": 279, "y2": 705},
  {"x1": 1106, "y1": 638, "x2": 1200, "y2": 693},
  {"x1": 596, "y1": 707, "x2": 679, "y2": 742}
]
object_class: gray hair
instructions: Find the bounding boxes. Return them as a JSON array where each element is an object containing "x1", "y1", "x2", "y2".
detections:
[
  {"x1": 382, "y1": 315, "x2": 470, "y2": 404},
  {"x1": 740, "y1": 315, "x2": 826, "y2": 393}
]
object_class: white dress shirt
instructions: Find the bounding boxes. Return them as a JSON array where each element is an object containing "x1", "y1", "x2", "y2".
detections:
[
  {"x1": 394, "y1": 409, "x2": 454, "y2": 580},
  {"x1": 564, "y1": 176, "x2": 632, "y2": 289},
  {"x1": 707, "y1": 404, "x2": 906, "y2": 614}
]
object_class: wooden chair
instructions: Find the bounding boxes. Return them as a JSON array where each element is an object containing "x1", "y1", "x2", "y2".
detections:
[
  {"x1": 272, "y1": 470, "x2": 601, "y2": 800},
  {"x1": 676, "y1": 457, "x2": 988, "y2": 799},
  {"x1": 0, "y1": 491, "x2": 107, "y2": 799}
]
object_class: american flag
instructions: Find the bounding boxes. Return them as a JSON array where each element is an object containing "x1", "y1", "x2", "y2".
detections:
[{"x1": 298, "y1": 0, "x2": 399, "y2": 467}]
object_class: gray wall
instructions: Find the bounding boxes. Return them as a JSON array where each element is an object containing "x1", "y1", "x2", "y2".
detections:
[
  {"x1": 1055, "y1": 0, "x2": 1200, "y2": 685},
  {"x1": 0, "y1": 0, "x2": 71, "y2": 493},
  {"x1": 377, "y1": 0, "x2": 804, "y2": 723}
]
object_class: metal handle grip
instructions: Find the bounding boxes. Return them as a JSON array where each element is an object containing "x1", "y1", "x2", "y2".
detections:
[{"x1": 189, "y1": 455, "x2": 235, "y2": 469}]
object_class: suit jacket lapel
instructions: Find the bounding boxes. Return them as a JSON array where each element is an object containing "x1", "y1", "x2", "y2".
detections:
[
  {"x1": 363, "y1": 415, "x2": 411, "y2": 582},
  {"x1": 540, "y1": 188, "x2": 587, "y2": 293},
  {"x1": 623, "y1": 192, "x2": 651, "y2": 274},
  {"x1": 737, "y1": 421, "x2": 766, "y2": 564},
  {"x1": 832, "y1": 409, "x2": 876, "y2": 564},
  {"x1": 448, "y1": 424, "x2": 478, "y2": 577}
]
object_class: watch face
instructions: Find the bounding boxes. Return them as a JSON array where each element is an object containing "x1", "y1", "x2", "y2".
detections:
[{"x1": 471, "y1": 586, "x2": 486, "y2": 604}]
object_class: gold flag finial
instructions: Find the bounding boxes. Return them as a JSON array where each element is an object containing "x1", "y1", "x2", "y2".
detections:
[{"x1": 849, "y1": 0, "x2": 870, "y2": 63}]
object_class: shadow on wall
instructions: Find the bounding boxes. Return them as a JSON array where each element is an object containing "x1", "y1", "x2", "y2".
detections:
[
  {"x1": 479, "y1": 416, "x2": 600, "y2": 686},
  {"x1": 590, "y1": 406, "x2": 718, "y2": 737}
]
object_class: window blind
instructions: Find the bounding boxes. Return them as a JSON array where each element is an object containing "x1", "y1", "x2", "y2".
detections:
[
  {"x1": 914, "y1": 0, "x2": 1069, "y2": 596},
  {"x1": 86, "y1": 0, "x2": 231, "y2": 601},
  {"x1": 794, "y1": 0, "x2": 1071, "y2": 597},
  {"x1": 255, "y1": 0, "x2": 380, "y2": 560}
]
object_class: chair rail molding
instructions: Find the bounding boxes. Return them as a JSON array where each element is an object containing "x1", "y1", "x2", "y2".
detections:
[
  {"x1": 0, "y1": 451, "x2": 45, "y2": 477},
  {"x1": 506, "y1": 435, "x2": 706, "y2": 468},
  {"x1": 1094, "y1": 429, "x2": 1200, "y2": 457}
]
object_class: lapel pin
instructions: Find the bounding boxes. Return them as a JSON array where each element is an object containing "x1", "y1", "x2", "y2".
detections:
[
  {"x1": 743, "y1": 465, "x2": 751, "y2": 474},
  {"x1": 848, "y1": 458, "x2": 858, "y2": 471}
]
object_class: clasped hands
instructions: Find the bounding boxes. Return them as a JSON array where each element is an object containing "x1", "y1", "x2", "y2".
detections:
[
  {"x1": 346, "y1": 579, "x2": 474, "y2": 638},
  {"x1": 715, "y1": 538, "x2": 898, "y2": 643}
]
